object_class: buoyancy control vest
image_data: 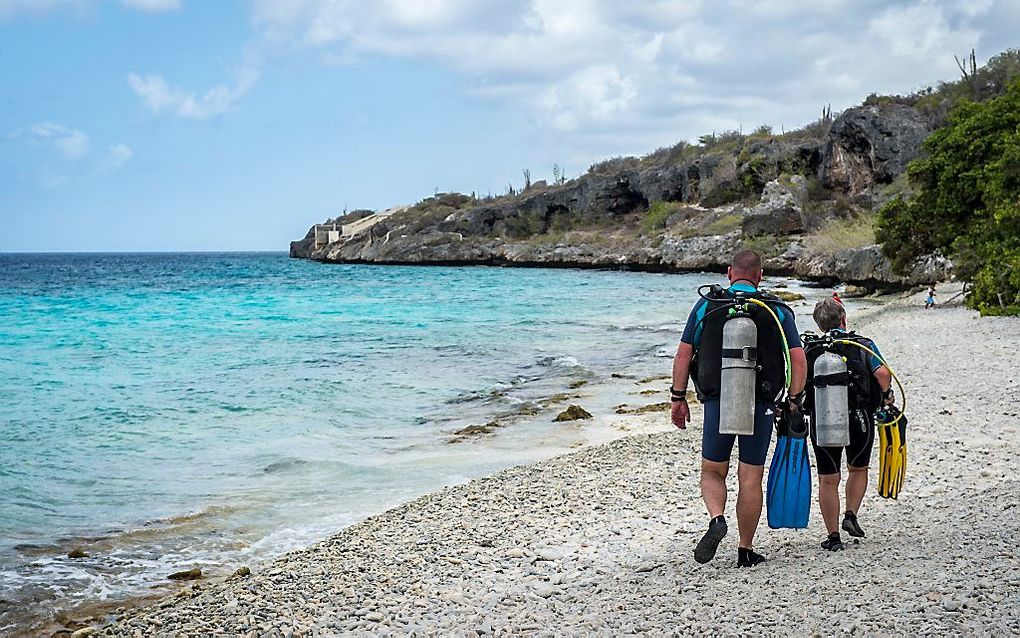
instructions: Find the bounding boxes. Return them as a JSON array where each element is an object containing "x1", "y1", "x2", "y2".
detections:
[
  {"x1": 802, "y1": 330, "x2": 884, "y2": 415},
  {"x1": 690, "y1": 285, "x2": 790, "y2": 405}
]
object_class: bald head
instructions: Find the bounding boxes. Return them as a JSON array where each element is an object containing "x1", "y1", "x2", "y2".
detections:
[{"x1": 728, "y1": 250, "x2": 763, "y2": 286}]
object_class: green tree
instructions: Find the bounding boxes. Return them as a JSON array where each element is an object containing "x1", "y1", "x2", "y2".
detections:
[{"x1": 876, "y1": 80, "x2": 1020, "y2": 315}]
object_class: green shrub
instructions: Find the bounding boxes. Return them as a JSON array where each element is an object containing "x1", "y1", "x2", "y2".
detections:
[
  {"x1": 642, "y1": 201, "x2": 681, "y2": 233},
  {"x1": 876, "y1": 79, "x2": 1020, "y2": 315}
]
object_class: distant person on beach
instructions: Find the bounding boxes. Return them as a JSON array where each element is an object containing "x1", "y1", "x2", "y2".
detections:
[
  {"x1": 670, "y1": 250, "x2": 807, "y2": 568},
  {"x1": 925, "y1": 286, "x2": 937, "y2": 309},
  {"x1": 803, "y1": 298, "x2": 894, "y2": 552}
]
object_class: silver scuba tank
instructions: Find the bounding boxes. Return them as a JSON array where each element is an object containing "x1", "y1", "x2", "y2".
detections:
[
  {"x1": 813, "y1": 351, "x2": 850, "y2": 447},
  {"x1": 719, "y1": 316, "x2": 757, "y2": 436}
]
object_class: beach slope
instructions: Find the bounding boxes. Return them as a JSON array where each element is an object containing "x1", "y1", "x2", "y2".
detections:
[{"x1": 101, "y1": 294, "x2": 1020, "y2": 635}]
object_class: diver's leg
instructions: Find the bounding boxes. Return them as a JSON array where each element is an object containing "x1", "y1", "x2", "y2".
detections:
[
  {"x1": 700, "y1": 459, "x2": 729, "y2": 517},
  {"x1": 695, "y1": 399, "x2": 732, "y2": 563},
  {"x1": 736, "y1": 461, "x2": 765, "y2": 548},
  {"x1": 818, "y1": 471, "x2": 842, "y2": 534},
  {"x1": 843, "y1": 410, "x2": 874, "y2": 537},
  {"x1": 734, "y1": 400, "x2": 771, "y2": 551},
  {"x1": 846, "y1": 464, "x2": 869, "y2": 513},
  {"x1": 699, "y1": 399, "x2": 732, "y2": 517}
]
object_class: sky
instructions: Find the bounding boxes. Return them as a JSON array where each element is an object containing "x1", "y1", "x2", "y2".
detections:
[{"x1": 1, "y1": 0, "x2": 1018, "y2": 252}]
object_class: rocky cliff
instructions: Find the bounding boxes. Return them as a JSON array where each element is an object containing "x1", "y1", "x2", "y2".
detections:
[{"x1": 291, "y1": 103, "x2": 949, "y2": 289}]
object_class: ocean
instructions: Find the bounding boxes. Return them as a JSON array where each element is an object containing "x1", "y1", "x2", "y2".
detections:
[{"x1": 0, "y1": 252, "x2": 813, "y2": 632}]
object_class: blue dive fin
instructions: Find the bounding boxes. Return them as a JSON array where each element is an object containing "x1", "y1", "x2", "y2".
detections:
[{"x1": 766, "y1": 434, "x2": 811, "y2": 529}]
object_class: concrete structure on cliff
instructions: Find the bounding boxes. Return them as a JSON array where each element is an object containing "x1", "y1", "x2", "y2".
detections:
[{"x1": 313, "y1": 205, "x2": 409, "y2": 249}]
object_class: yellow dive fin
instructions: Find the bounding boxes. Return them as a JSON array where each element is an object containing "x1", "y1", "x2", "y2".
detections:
[{"x1": 877, "y1": 407, "x2": 907, "y2": 499}]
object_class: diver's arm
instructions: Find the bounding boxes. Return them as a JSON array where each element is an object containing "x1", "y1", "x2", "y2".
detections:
[
  {"x1": 671, "y1": 342, "x2": 694, "y2": 429},
  {"x1": 874, "y1": 365, "x2": 893, "y2": 403},
  {"x1": 789, "y1": 346, "x2": 807, "y2": 397}
]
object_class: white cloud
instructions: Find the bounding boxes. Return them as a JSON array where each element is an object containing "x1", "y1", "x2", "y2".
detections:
[
  {"x1": 119, "y1": 0, "x2": 180, "y2": 11},
  {"x1": 246, "y1": 0, "x2": 1019, "y2": 158},
  {"x1": 128, "y1": 66, "x2": 260, "y2": 119},
  {"x1": 18, "y1": 122, "x2": 91, "y2": 158},
  {"x1": 99, "y1": 143, "x2": 134, "y2": 173},
  {"x1": 10, "y1": 125, "x2": 132, "y2": 188}
]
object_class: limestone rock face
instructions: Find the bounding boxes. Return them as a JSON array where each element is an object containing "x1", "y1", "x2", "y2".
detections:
[
  {"x1": 821, "y1": 104, "x2": 933, "y2": 194},
  {"x1": 742, "y1": 176, "x2": 809, "y2": 236},
  {"x1": 290, "y1": 102, "x2": 947, "y2": 288}
]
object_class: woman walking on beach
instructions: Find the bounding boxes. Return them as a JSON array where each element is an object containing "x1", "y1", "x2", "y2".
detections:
[
  {"x1": 670, "y1": 250, "x2": 807, "y2": 567},
  {"x1": 803, "y1": 299, "x2": 895, "y2": 552}
]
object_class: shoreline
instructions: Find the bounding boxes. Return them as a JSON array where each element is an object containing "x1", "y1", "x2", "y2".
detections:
[
  {"x1": 89, "y1": 285, "x2": 1019, "y2": 635},
  {"x1": 297, "y1": 254, "x2": 920, "y2": 292},
  {"x1": 18, "y1": 273, "x2": 837, "y2": 637}
]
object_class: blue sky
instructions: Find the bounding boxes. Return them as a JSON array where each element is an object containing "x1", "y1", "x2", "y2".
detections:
[{"x1": 1, "y1": 0, "x2": 1018, "y2": 251}]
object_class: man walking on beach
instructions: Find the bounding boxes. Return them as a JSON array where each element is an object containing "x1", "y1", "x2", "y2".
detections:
[
  {"x1": 805, "y1": 298, "x2": 894, "y2": 551},
  {"x1": 670, "y1": 250, "x2": 806, "y2": 567}
]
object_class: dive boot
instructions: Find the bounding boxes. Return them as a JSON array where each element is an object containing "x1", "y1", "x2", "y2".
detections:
[
  {"x1": 821, "y1": 532, "x2": 844, "y2": 552},
  {"x1": 842, "y1": 511, "x2": 865, "y2": 538},
  {"x1": 694, "y1": 515, "x2": 727, "y2": 564},
  {"x1": 737, "y1": 547, "x2": 766, "y2": 568}
]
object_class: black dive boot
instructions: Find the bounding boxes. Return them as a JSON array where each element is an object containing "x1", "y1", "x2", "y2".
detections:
[
  {"x1": 842, "y1": 510, "x2": 865, "y2": 538},
  {"x1": 737, "y1": 547, "x2": 766, "y2": 567},
  {"x1": 694, "y1": 515, "x2": 727, "y2": 564},
  {"x1": 821, "y1": 532, "x2": 845, "y2": 552}
]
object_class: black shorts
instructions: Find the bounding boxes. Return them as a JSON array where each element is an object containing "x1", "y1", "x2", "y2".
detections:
[
  {"x1": 811, "y1": 408, "x2": 875, "y2": 475},
  {"x1": 701, "y1": 398, "x2": 774, "y2": 466}
]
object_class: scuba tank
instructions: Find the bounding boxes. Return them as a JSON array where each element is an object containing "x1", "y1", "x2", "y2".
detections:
[
  {"x1": 813, "y1": 351, "x2": 850, "y2": 447},
  {"x1": 719, "y1": 315, "x2": 757, "y2": 435}
]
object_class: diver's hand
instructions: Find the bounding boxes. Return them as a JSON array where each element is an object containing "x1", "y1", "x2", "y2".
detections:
[
  {"x1": 671, "y1": 399, "x2": 690, "y2": 430},
  {"x1": 883, "y1": 388, "x2": 895, "y2": 406},
  {"x1": 671, "y1": 402, "x2": 689, "y2": 429}
]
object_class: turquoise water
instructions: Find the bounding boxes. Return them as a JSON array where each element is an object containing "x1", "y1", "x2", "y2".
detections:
[
  {"x1": 0, "y1": 253, "x2": 734, "y2": 630},
  {"x1": 0, "y1": 253, "x2": 827, "y2": 631}
]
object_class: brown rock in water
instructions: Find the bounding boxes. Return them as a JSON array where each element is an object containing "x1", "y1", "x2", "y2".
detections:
[
  {"x1": 67, "y1": 547, "x2": 89, "y2": 559},
  {"x1": 637, "y1": 374, "x2": 671, "y2": 384},
  {"x1": 773, "y1": 290, "x2": 806, "y2": 302},
  {"x1": 232, "y1": 566, "x2": 251, "y2": 578},
  {"x1": 842, "y1": 284, "x2": 869, "y2": 297},
  {"x1": 615, "y1": 402, "x2": 671, "y2": 415},
  {"x1": 168, "y1": 568, "x2": 202, "y2": 581},
  {"x1": 553, "y1": 405, "x2": 592, "y2": 421},
  {"x1": 568, "y1": 380, "x2": 588, "y2": 389},
  {"x1": 452, "y1": 421, "x2": 501, "y2": 436}
]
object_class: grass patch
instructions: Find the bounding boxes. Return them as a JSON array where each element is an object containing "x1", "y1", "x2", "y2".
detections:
[
  {"x1": 699, "y1": 213, "x2": 743, "y2": 236},
  {"x1": 738, "y1": 234, "x2": 784, "y2": 258},
  {"x1": 642, "y1": 201, "x2": 682, "y2": 233},
  {"x1": 805, "y1": 214, "x2": 877, "y2": 254}
]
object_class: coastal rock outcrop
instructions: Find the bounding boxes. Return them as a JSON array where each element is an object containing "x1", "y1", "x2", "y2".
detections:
[
  {"x1": 290, "y1": 102, "x2": 945, "y2": 289},
  {"x1": 821, "y1": 104, "x2": 934, "y2": 194},
  {"x1": 742, "y1": 175, "x2": 809, "y2": 236}
]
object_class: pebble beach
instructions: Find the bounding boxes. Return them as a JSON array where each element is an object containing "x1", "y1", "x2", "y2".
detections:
[{"x1": 88, "y1": 287, "x2": 1019, "y2": 636}]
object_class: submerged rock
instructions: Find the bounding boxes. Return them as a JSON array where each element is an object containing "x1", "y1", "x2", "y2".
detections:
[
  {"x1": 615, "y1": 402, "x2": 671, "y2": 415},
  {"x1": 553, "y1": 405, "x2": 593, "y2": 421},
  {"x1": 773, "y1": 290, "x2": 806, "y2": 302},
  {"x1": 168, "y1": 568, "x2": 202, "y2": 581},
  {"x1": 67, "y1": 547, "x2": 89, "y2": 559}
]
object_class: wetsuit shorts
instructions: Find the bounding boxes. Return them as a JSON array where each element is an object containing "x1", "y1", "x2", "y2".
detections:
[
  {"x1": 811, "y1": 408, "x2": 875, "y2": 474},
  {"x1": 701, "y1": 398, "x2": 774, "y2": 466}
]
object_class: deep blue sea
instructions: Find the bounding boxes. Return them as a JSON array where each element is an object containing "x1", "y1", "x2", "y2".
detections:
[{"x1": 0, "y1": 252, "x2": 817, "y2": 631}]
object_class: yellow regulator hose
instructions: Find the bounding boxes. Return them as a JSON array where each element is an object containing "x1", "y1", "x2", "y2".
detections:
[
  {"x1": 748, "y1": 298, "x2": 792, "y2": 391},
  {"x1": 834, "y1": 339, "x2": 908, "y2": 427}
]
